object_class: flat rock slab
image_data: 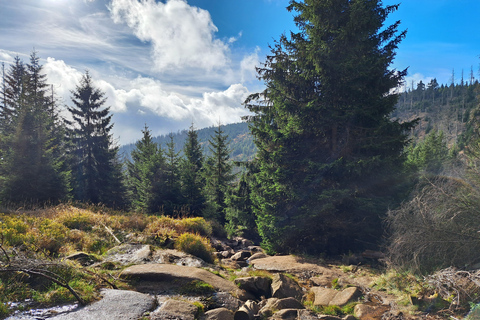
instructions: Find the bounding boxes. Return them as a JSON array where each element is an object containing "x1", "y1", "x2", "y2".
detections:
[
  {"x1": 49, "y1": 289, "x2": 155, "y2": 320},
  {"x1": 250, "y1": 255, "x2": 341, "y2": 277},
  {"x1": 120, "y1": 263, "x2": 243, "y2": 297}
]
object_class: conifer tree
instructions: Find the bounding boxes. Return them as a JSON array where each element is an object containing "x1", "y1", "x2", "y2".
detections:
[
  {"x1": 127, "y1": 124, "x2": 164, "y2": 213},
  {"x1": 203, "y1": 124, "x2": 235, "y2": 223},
  {"x1": 225, "y1": 171, "x2": 256, "y2": 239},
  {"x1": 68, "y1": 71, "x2": 125, "y2": 207},
  {"x1": 163, "y1": 134, "x2": 183, "y2": 215},
  {"x1": 0, "y1": 52, "x2": 70, "y2": 204},
  {"x1": 245, "y1": 0, "x2": 413, "y2": 254},
  {"x1": 180, "y1": 124, "x2": 205, "y2": 216}
]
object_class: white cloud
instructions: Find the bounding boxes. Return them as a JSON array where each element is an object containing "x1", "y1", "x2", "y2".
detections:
[
  {"x1": 0, "y1": 50, "x2": 14, "y2": 64},
  {"x1": 109, "y1": 0, "x2": 230, "y2": 72},
  {"x1": 240, "y1": 46, "x2": 260, "y2": 83},
  {"x1": 43, "y1": 57, "x2": 83, "y2": 104}
]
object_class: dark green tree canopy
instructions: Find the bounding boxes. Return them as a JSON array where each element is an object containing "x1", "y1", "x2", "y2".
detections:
[
  {"x1": 68, "y1": 71, "x2": 125, "y2": 206},
  {"x1": 245, "y1": 0, "x2": 413, "y2": 254}
]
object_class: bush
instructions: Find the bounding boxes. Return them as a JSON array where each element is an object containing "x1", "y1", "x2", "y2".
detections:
[
  {"x1": 177, "y1": 217, "x2": 212, "y2": 236},
  {"x1": 174, "y1": 233, "x2": 214, "y2": 263},
  {"x1": 386, "y1": 175, "x2": 480, "y2": 274}
]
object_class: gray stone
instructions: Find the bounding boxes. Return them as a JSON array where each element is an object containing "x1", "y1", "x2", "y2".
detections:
[
  {"x1": 231, "y1": 250, "x2": 252, "y2": 261},
  {"x1": 120, "y1": 264, "x2": 246, "y2": 299},
  {"x1": 65, "y1": 252, "x2": 98, "y2": 266},
  {"x1": 103, "y1": 244, "x2": 151, "y2": 265},
  {"x1": 150, "y1": 299, "x2": 197, "y2": 320},
  {"x1": 272, "y1": 297, "x2": 305, "y2": 310},
  {"x1": 234, "y1": 300, "x2": 259, "y2": 320},
  {"x1": 318, "y1": 316, "x2": 342, "y2": 320},
  {"x1": 271, "y1": 274, "x2": 303, "y2": 300},
  {"x1": 49, "y1": 289, "x2": 155, "y2": 320},
  {"x1": 234, "y1": 276, "x2": 271, "y2": 298},
  {"x1": 271, "y1": 309, "x2": 298, "y2": 320},
  {"x1": 329, "y1": 287, "x2": 361, "y2": 306},
  {"x1": 247, "y1": 252, "x2": 268, "y2": 261},
  {"x1": 354, "y1": 303, "x2": 389, "y2": 320},
  {"x1": 258, "y1": 298, "x2": 280, "y2": 318},
  {"x1": 209, "y1": 292, "x2": 243, "y2": 311},
  {"x1": 204, "y1": 307, "x2": 235, "y2": 320},
  {"x1": 152, "y1": 248, "x2": 206, "y2": 267},
  {"x1": 298, "y1": 309, "x2": 322, "y2": 320},
  {"x1": 311, "y1": 287, "x2": 338, "y2": 306}
]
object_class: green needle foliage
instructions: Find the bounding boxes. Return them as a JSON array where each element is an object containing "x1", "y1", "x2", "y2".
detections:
[
  {"x1": 245, "y1": 0, "x2": 414, "y2": 254},
  {"x1": 127, "y1": 124, "x2": 165, "y2": 214},
  {"x1": 67, "y1": 72, "x2": 126, "y2": 207}
]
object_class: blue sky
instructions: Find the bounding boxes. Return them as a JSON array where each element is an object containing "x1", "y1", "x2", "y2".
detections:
[{"x1": 0, "y1": 0, "x2": 479, "y2": 145}]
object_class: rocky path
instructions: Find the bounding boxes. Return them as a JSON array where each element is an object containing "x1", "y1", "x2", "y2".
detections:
[{"x1": 10, "y1": 238, "x2": 425, "y2": 320}]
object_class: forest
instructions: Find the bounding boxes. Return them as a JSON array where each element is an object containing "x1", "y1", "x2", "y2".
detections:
[{"x1": 1, "y1": 0, "x2": 480, "y2": 298}]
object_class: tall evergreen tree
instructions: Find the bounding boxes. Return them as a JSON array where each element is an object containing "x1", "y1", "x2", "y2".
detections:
[
  {"x1": 68, "y1": 71, "x2": 125, "y2": 207},
  {"x1": 180, "y1": 124, "x2": 205, "y2": 216},
  {"x1": 163, "y1": 134, "x2": 183, "y2": 215},
  {"x1": 225, "y1": 171, "x2": 256, "y2": 239},
  {"x1": 0, "y1": 52, "x2": 70, "y2": 204},
  {"x1": 127, "y1": 124, "x2": 164, "y2": 213},
  {"x1": 245, "y1": 0, "x2": 413, "y2": 254},
  {"x1": 203, "y1": 124, "x2": 235, "y2": 223}
]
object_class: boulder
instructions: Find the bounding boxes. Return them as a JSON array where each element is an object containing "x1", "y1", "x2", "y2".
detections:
[
  {"x1": 151, "y1": 248, "x2": 206, "y2": 267},
  {"x1": 234, "y1": 300, "x2": 260, "y2": 320},
  {"x1": 65, "y1": 252, "x2": 98, "y2": 266},
  {"x1": 271, "y1": 309, "x2": 298, "y2": 320},
  {"x1": 311, "y1": 286, "x2": 361, "y2": 307},
  {"x1": 234, "y1": 276, "x2": 271, "y2": 298},
  {"x1": 120, "y1": 264, "x2": 246, "y2": 299},
  {"x1": 272, "y1": 297, "x2": 304, "y2": 310},
  {"x1": 48, "y1": 289, "x2": 155, "y2": 320},
  {"x1": 103, "y1": 244, "x2": 151, "y2": 265},
  {"x1": 204, "y1": 307, "x2": 235, "y2": 320},
  {"x1": 271, "y1": 274, "x2": 303, "y2": 300},
  {"x1": 318, "y1": 316, "x2": 342, "y2": 320},
  {"x1": 329, "y1": 287, "x2": 361, "y2": 306},
  {"x1": 231, "y1": 250, "x2": 252, "y2": 261},
  {"x1": 150, "y1": 299, "x2": 197, "y2": 320},
  {"x1": 208, "y1": 292, "x2": 243, "y2": 311},
  {"x1": 311, "y1": 287, "x2": 338, "y2": 306},
  {"x1": 258, "y1": 297, "x2": 304, "y2": 318},
  {"x1": 354, "y1": 303, "x2": 390, "y2": 320},
  {"x1": 247, "y1": 252, "x2": 268, "y2": 261}
]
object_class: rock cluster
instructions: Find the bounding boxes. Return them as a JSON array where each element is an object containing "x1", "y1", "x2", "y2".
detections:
[{"x1": 61, "y1": 238, "x2": 396, "y2": 320}]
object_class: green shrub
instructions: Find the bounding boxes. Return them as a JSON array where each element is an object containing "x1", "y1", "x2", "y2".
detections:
[
  {"x1": 174, "y1": 233, "x2": 214, "y2": 263},
  {"x1": 177, "y1": 217, "x2": 212, "y2": 236}
]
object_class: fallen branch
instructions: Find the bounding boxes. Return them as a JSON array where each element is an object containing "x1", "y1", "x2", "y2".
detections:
[{"x1": 0, "y1": 267, "x2": 86, "y2": 305}]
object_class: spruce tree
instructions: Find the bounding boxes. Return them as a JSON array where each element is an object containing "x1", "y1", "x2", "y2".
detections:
[
  {"x1": 127, "y1": 124, "x2": 164, "y2": 213},
  {"x1": 163, "y1": 134, "x2": 183, "y2": 215},
  {"x1": 0, "y1": 52, "x2": 70, "y2": 204},
  {"x1": 203, "y1": 124, "x2": 235, "y2": 223},
  {"x1": 68, "y1": 71, "x2": 125, "y2": 207},
  {"x1": 245, "y1": 0, "x2": 413, "y2": 254},
  {"x1": 180, "y1": 124, "x2": 205, "y2": 216},
  {"x1": 225, "y1": 171, "x2": 256, "y2": 239}
]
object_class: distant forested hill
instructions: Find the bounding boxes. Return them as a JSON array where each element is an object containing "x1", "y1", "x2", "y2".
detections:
[
  {"x1": 392, "y1": 79, "x2": 479, "y2": 147},
  {"x1": 120, "y1": 122, "x2": 256, "y2": 162},
  {"x1": 120, "y1": 80, "x2": 479, "y2": 162}
]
